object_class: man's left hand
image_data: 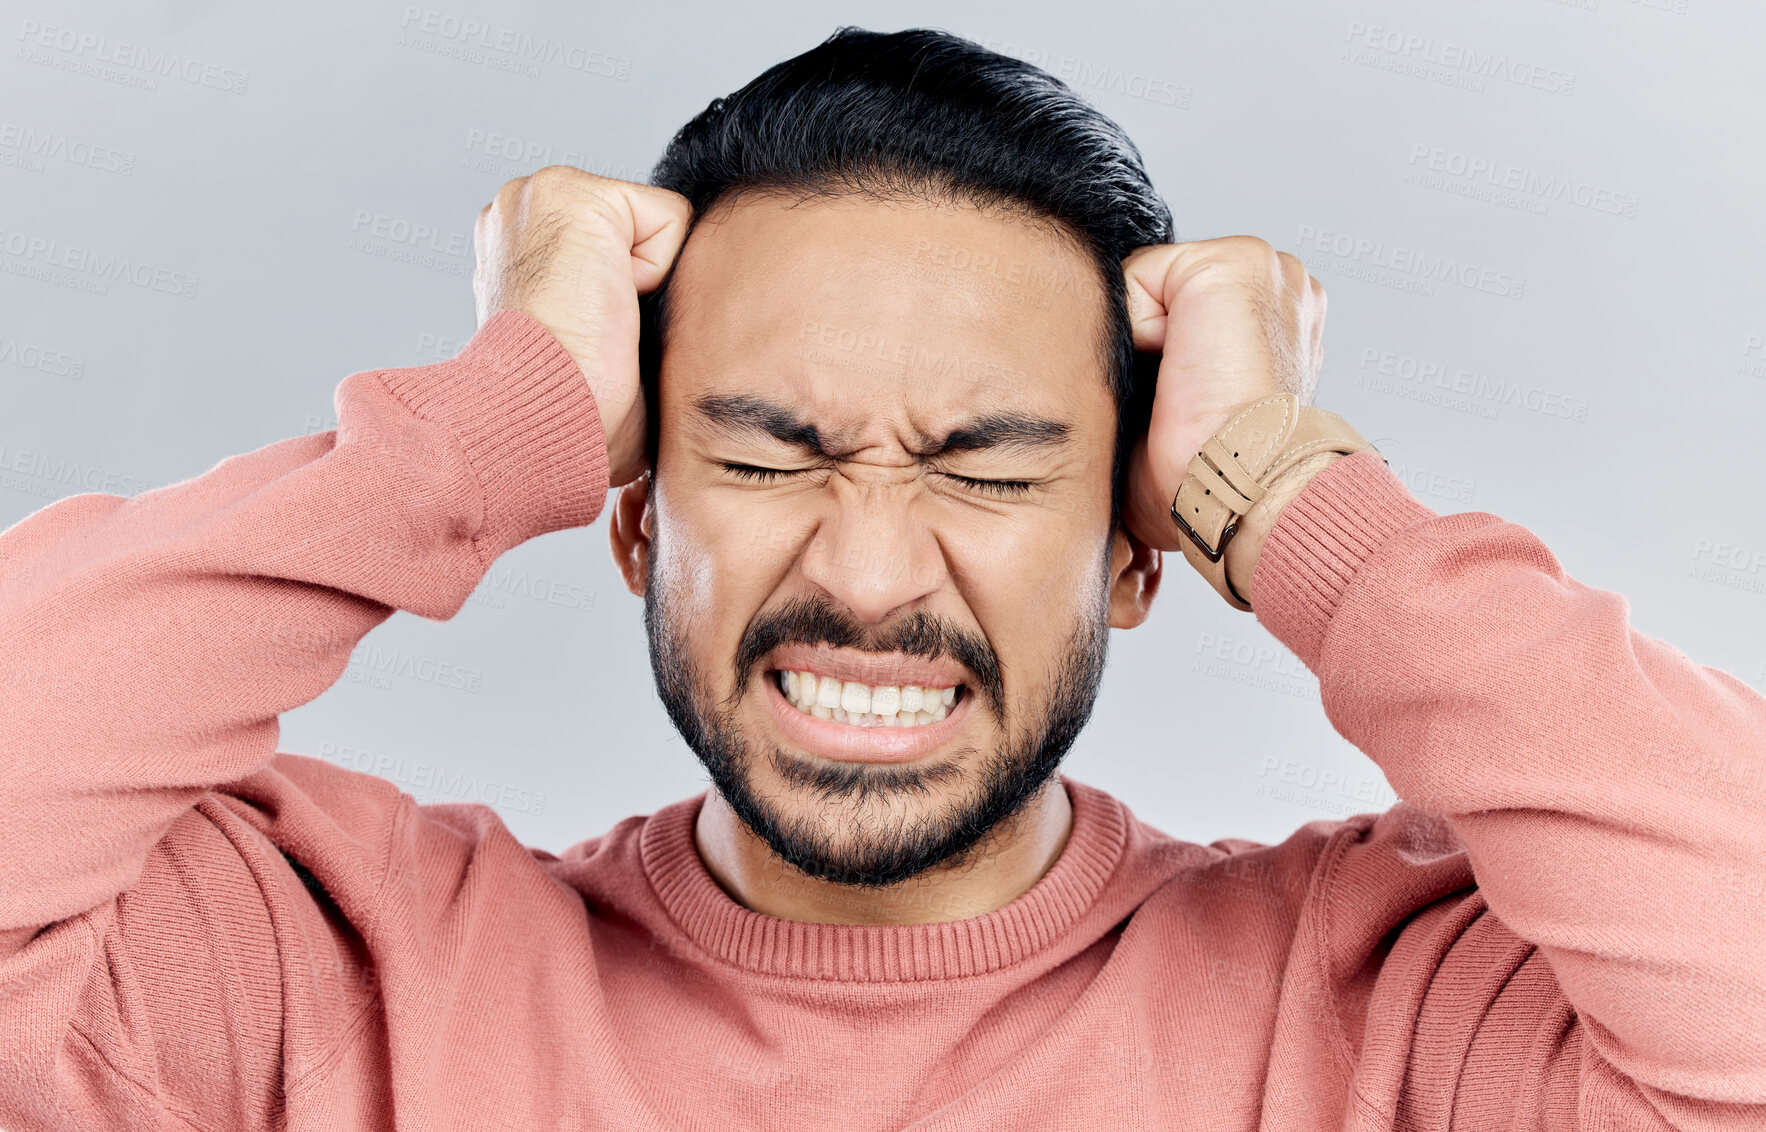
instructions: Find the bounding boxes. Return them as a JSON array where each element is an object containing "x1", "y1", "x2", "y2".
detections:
[{"x1": 1120, "y1": 236, "x2": 1330, "y2": 557}]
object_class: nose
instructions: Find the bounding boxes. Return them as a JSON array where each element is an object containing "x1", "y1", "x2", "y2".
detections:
[{"x1": 799, "y1": 473, "x2": 946, "y2": 624}]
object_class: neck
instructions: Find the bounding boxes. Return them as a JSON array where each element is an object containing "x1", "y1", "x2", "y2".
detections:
[{"x1": 692, "y1": 780, "x2": 1075, "y2": 925}]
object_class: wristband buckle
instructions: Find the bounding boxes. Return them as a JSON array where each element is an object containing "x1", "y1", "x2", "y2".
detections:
[
  {"x1": 1169, "y1": 394, "x2": 1376, "y2": 612},
  {"x1": 1169, "y1": 436, "x2": 1265, "y2": 561},
  {"x1": 1170, "y1": 500, "x2": 1237, "y2": 562}
]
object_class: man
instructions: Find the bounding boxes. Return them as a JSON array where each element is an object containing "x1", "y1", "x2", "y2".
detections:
[{"x1": 0, "y1": 25, "x2": 1760, "y2": 1131}]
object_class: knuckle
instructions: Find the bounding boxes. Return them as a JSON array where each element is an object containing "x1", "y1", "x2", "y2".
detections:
[
  {"x1": 529, "y1": 163, "x2": 580, "y2": 184},
  {"x1": 490, "y1": 179, "x2": 525, "y2": 216},
  {"x1": 531, "y1": 166, "x2": 610, "y2": 204},
  {"x1": 1220, "y1": 234, "x2": 1274, "y2": 260},
  {"x1": 636, "y1": 182, "x2": 694, "y2": 219}
]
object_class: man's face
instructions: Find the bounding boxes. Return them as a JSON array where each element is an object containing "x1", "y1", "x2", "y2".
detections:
[{"x1": 627, "y1": 191, "x2": 1138, "y2": 887}]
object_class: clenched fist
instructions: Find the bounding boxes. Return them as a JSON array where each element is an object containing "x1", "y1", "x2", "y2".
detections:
[
  {"x1": 1119, "y1": 236, "x2": 1331, "y2": 562},
  {"x1": 474, "y1": 166, "x2": 693, "y2": 487}
]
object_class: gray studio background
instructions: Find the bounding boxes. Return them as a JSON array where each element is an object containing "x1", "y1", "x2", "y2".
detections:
[{"x1": 4, "y1": 0, "x2": 1763, "y2": 854}]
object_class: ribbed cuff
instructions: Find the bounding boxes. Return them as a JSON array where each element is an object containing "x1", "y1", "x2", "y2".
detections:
[
  {"x1": 1251, "y1": 449, "x2": 1438, "y2": 669},
  {"x1": 375, "y1": 310, "x2": 611, "y2": 563}
]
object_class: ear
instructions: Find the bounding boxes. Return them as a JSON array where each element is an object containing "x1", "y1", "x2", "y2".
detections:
[
  {"x1": 609, "y1": 471, "x2": 655, "y2": 599},
  {"x1": 1107, "y1": 523, "x2": 1162, "y2": 629}
]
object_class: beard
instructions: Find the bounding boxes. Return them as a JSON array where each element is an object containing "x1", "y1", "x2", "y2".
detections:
[{"x1": 643, "y1": 515, "x2": 1114, "y2": 889}]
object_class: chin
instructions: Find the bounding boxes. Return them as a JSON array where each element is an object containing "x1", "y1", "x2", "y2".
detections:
[{"x1": 706, "y1": 742, "x2": 1040, "y2": 889}]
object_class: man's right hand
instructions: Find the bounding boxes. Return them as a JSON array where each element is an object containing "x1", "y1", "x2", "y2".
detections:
[{"x1": 474, "y1": 166, "x2": 693, "y2": 487}]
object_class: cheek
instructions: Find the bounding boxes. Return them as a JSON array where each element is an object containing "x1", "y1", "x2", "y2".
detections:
[
  {"x1": 654, "y1": 528, "x2": 728, "y2": 624},
  {"x1": 653, "y1": 499, "x2": 790, "y2": 648},
  {"x1": 943, "y1": 522, "x2": 1109, "y2": 685},
  {"x1": 942, "y1": 509, "x2": 1106, "y2": 606},
  {"x1": 663, "y1": 471, "x2": 811, "y2": 596}
]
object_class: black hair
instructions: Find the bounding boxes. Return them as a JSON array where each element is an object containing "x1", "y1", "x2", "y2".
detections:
[{"x1": 638, "y1": 25, "x2": 1175, "y2": 528}]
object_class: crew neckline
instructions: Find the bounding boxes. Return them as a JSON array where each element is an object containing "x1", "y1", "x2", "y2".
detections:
[{"x1": 638, "y1": 776, "x2": 1129, "y2": 982}]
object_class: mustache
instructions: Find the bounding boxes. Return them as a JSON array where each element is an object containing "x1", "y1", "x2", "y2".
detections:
[{"x1": 730, "y1": 593, "x2": 1005, "y2": 716}]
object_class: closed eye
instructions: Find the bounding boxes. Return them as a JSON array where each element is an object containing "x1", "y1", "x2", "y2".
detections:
[
  {"x1": 720, "y1": 462, "x2": 803, "y2": 483},
  {"x1": 720, "y1": 463, "x2": 1036, "y2": 498},
  {"x1": 938, "y1": 473, "x2": 1035, "y2": 497}
]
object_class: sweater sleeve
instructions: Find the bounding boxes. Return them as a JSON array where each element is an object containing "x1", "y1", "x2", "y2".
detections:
[
  {"x1": 0, "y1": 311, "x2": 609, "y2": 1126},
  {"x1": 1251, "y1": 449, "x2": 1766, "y2": 1126}
]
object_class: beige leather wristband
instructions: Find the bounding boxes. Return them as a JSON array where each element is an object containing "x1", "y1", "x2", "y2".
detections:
[{"x1": 1170, "y1": 393, "x2": 1379, "y2": 611}]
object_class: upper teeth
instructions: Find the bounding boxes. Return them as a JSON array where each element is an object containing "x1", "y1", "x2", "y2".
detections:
[{"x1": 778, "y1": 670, "x2": 958, "y2": 728}]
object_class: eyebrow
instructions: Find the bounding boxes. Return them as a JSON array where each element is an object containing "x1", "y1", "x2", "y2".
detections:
[{"x1": 688, "y1": 393, "x2": 1073, "y2": 458}]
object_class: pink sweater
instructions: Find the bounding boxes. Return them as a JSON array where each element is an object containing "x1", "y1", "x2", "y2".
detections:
[{"x1": 0, "y1": 311, "x2": 1761, "y2": 1131}]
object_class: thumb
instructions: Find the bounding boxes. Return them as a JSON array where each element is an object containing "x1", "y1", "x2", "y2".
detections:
[{"x1": 622, "y1": 186, "x2": 694, "y2": 294}]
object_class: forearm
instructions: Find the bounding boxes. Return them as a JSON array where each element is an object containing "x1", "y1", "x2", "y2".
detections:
[
  {"x1": 1249, "y1": 449, "x2": 1766, "y2": 1103},
  {"x1": 0, "y1": 311, "x2": 608, "y2": 935}
]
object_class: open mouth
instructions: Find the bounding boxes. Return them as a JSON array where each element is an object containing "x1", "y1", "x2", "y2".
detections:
[{"x1": 771, "y1": 668, "x2": 964, "y2": 729}]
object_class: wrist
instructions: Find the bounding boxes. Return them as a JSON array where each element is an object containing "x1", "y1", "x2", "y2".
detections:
[
  {"x1": 381, "y1": 310, "x2": 612, "y2": 558},
  {"x1": 600, "y1": 398, "x2": 648, "y2": 487},
  {"x1": 1223, "y1": 450, "x2": 1345, "y2": 607}
]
